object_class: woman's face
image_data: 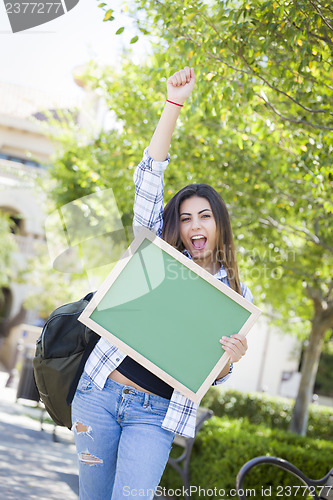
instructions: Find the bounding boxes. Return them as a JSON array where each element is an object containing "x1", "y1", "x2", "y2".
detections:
[{"x1": 179, "y1": 196, "x2": 218, "y2": 272}]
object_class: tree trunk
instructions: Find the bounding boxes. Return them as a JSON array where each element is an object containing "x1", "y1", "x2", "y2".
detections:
[{"x1": 289, "y1": 319, "x2": 327, "y2": 435}]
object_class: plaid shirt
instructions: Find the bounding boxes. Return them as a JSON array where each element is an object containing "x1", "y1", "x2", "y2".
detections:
[{"x1": 85, "y1": 147, "x2": 253, "y2": 437}]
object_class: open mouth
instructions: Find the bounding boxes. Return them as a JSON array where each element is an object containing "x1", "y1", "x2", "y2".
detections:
[{"x1": 191, "y1": 235, "x2": 207, "y2": 250}]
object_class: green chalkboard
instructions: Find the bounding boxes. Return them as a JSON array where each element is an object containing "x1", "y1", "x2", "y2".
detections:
[{"x1": 79, "y1": 227, "x2": 261, "y2": 402}]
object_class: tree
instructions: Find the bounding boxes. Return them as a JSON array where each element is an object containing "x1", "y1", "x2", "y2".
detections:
[
  {"x1": 0, "y1": 212, "x2": 18, "y2": 342},
  {"x1": 127, "y1": 0, "x2": 333, "y2": 437},
  {"x1": 0, "y1": 212, "x2": 17, "y2": 290},
  {"x1": 314, "y1": 334, "x2": 333, "y2": 398},
  {"x1": 50, "y1": 0, "x2": 332, "y2": 434}
]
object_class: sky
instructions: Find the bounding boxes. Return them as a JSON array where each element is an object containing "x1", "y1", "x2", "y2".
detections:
[{"x1": 0, "y1": 0, "x2": 150, "y2": 97}]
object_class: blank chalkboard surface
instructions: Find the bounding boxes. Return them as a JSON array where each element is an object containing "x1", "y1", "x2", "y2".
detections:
[{"x1": 79, "y1": 227, "x2": 261, "y2": 403}]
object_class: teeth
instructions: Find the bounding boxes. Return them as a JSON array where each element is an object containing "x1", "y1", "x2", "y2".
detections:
[{"x1": 192, "y1": 236, "x2": 205, "y2": 240}]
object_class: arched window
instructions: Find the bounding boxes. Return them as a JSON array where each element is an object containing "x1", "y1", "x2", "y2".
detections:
[{"x1": 0, "y1": 207, "x2": 24, "y2": 235}]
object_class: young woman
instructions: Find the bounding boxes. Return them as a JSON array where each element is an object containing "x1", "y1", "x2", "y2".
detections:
[{"x1": 71, "y1": 66, "x2": 252, "y2": 500}]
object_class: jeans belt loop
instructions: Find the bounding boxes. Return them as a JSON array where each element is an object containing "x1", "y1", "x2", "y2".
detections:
[{"x1": 143, "y1": 392, "x2": 150, "y2": 407}]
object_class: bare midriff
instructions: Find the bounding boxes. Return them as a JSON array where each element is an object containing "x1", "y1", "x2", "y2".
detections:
[{"x1": 108, "y1": 369, "x2": 155, "y2": 395}]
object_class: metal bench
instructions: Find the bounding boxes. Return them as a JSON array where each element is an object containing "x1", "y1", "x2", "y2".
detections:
[
  {"x1": 167, "y1": 407, "x2": 213, "y2": 499},
  {"x1": 236, "y1": 456, "x2": 333, "y2": 500}
]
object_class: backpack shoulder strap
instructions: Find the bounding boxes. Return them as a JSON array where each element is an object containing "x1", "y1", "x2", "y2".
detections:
[
  {"x1": 83, "y1": 291, "x2": 95, "y2": 302},
  {"x1": 66, "y1": 330, "x2": 99, "y2": 406}
]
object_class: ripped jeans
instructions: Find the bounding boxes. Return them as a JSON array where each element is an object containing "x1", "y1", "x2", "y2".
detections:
[{"x1": 71, "y1": 372, "x2": 175, "y2": 500}]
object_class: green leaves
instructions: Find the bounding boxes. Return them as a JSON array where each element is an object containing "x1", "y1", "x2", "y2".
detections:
[{"x1": 103, "y1": 9, "x2": 114, "y2": 21}]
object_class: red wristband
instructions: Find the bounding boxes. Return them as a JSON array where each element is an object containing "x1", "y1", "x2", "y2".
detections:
[{"x1": 166, "y1": 99, "x2": 183, "y2": 107}]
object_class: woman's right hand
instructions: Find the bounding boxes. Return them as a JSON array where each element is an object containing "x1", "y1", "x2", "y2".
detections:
[
  {"x1": 147, "y1": 67, "x2": 195, "y2": 161},
  {"x1": 167, "y1": 67, "x2": 195, "y2": 105}
]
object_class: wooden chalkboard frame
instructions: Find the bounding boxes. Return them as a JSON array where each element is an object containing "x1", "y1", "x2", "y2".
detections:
[{"x1": 78, "y1": 227, "x2": 261, "y2": 403}]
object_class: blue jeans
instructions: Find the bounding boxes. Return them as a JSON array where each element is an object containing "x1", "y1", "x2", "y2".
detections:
[{"x1": 71, "y1": 372, "x2": 175, "y2": 500}]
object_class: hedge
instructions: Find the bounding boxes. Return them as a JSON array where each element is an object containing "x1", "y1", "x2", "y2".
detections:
[
  {"x1": 201, "y1": 388, "x2": 333, "y2": 441},
  {"x1": 160, "y1": 416, "x2": 333, "y2": 500}
]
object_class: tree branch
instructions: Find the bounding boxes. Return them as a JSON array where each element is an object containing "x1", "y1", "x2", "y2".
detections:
[
  {"x1": 306, "y1": 0, "x2": 333, "y2": 32},
  {"x1": 189, "y1": 26, "x2": 333, "y2": 117},
  {"x1": 242, "y1": 250, "x2": 318, "y2": 282},
  {"x1": 258, "y1": 215, "x2": 333, "y2": 252},
  {"x1": 306, "y1": 284, "x2": 324, "y2": 314},
  {"x1": 306, "y1": 285, "x2": 333, "y2": 331},
  {"x1": 280, "y1": 0, "x2": 333, "y2": 44},
  {"x1": 291, "y1": 20, "x2": 333, "y2": 46},
  {"x1": 325, "y1": 280, "x2": 333, "y2": 302},
  {"x1": 195, "y1": 40, "x2": 333, "y2": 127},
  {"x1": 256, "y1": 93, "x2": 333, "y2": 130},
  {"x1": 214, "y1": 25, "x2": 333, "y2": 114},
  {"x1": 231, "y1": 42, "x2": 333, "y2": 118}
]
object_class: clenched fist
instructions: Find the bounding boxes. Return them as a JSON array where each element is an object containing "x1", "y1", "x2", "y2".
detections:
[{"x1": 167, "y1": 67, "x2": 195, "y2": 106}]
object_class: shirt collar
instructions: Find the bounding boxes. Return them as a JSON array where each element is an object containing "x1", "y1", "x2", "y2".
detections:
[{"x1": 183, "y1": 249, "x2": 228, "y2": 279}]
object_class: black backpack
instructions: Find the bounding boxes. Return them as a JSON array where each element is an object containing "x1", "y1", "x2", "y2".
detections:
[{"x1": 33, "y1": 292, "x2": 99, "y2": 429}]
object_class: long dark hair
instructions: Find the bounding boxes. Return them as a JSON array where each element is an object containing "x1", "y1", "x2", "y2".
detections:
[{"x1": 162, "y1": 184, "x2": 242, "y2": 295}]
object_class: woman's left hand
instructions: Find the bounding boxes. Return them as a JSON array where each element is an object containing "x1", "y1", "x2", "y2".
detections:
[{"x1": 219, "y1": 334, "x2": 248, "y2": 363}]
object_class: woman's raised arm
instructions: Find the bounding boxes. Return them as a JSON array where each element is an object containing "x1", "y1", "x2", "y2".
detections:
[{"x1": 148, "y1": 67, "x2": 195, "y2": 162}]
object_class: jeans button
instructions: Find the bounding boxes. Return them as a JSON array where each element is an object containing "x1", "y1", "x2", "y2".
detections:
[{"x1": 124, "y1": 388, "x2": 129, "y2": 394}]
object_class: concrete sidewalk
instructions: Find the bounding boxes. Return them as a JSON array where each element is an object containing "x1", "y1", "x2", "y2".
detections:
[{"x1": 0, "y1": 369, "x2": 79, "y2": 499}]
